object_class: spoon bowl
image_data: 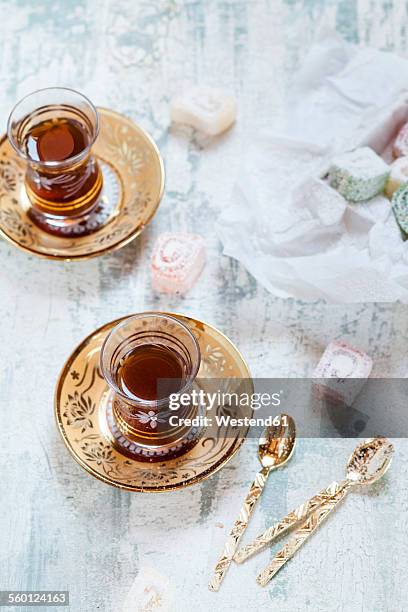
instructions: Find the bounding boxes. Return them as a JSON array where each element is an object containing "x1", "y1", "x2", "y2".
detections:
[
  {"x1": 258, "y1": 414, "x2": 297, "y2": 470},
  {"x1": 345, "y1": 437, "x2": 394, "y2": 486}
]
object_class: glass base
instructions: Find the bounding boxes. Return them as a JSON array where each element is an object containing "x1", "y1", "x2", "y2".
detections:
[
  {"x1": 105, "y1": 396, "x2": 205, "y2": 463},
  {"x1": 26, "y1": 160, "x2": 120, "y2": 238}
]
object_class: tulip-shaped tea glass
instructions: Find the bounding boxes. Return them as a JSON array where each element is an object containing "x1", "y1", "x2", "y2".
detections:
[
  {"x1": 100, "y1": 313, "x2": 201, "y2": 461},
  {"x1": 7, "y1": 87, "x2": 103, "y2": 231}
]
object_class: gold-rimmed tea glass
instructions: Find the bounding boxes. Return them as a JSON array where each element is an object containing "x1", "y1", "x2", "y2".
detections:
[
  {"x1": 100, "y1": 313, "x2": 201, "y2": 461},
  {"x1": 7, "y1": 87, "x2": 102, "y2": 231}
]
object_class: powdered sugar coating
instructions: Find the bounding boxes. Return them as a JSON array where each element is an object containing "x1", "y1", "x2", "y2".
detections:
[
  {"x1": 393, "y1": 121, "x2": 408, "y2": 158},
  {"x1": 328, "y1": 146, "x2": 389, "y2": 202},
  {"x1": 151, "y1": 233, "x2": 206, "y2": 294},
  {"x1": 170, "y1": 87, "x2": 237, "y2": 135},
  {"x1": 121, "y1": 566, "x2": 175, "y2": 611},
  {"x1": 312, "y1": 340, "x2": 373, "y2": 406}
]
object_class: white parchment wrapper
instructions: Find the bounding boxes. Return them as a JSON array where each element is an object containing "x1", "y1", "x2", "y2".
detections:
[{"x1": 217, "y1": 32, "x2": 408, "y2": 302}]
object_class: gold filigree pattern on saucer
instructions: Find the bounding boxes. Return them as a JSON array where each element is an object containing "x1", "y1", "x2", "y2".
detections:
[
  {"x1": 55, "y1": 313, "x2": 253, "y2": 492},
  {"x1": 0, "y1": 108, "x2": 164, "y2": 260}
]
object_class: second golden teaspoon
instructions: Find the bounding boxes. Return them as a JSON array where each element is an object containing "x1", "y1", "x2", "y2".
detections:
[
  {"x1": 257, "y1": 437, "x2": 394, "y2": 586},
  {"x1": 208, "y1": 414, "x2": 296, "y2": 591}
]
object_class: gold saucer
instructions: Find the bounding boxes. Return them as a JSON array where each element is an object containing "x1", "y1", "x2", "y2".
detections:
[
  {"x1": 55, "y1": 314, "x2": 253, "y2": 492},
  {"x1": 0, "y1": 108, "x2": 164, "y2": 260}
]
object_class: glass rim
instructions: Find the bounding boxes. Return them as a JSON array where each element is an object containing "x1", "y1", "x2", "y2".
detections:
[
  {"x1": 6, "y1": 86, "x2": 100, "y2": 168},
  {"x1": 100, "y1": 312, "x2": 201, "y2": 409}
]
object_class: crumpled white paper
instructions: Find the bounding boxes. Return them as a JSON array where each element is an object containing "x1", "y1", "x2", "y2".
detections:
[{"x1": 217, "y1": 31, "x2": 408, "y2": 302}]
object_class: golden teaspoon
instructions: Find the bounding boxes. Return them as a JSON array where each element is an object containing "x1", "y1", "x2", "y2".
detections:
[
  {"x1": 208, "y1": 415, "x2": 296, "y2": 591},
  {"x1": 257, "y1": 437, "x2": 394, "y2": 586}
]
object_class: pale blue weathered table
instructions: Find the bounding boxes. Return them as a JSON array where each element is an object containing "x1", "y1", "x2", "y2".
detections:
[{"x1": 0, "y1": 2, "x2": 407, "y2": 611}]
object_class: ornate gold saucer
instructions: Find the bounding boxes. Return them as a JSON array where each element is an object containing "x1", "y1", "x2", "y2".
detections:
[
  {"x1": 0, "y1": 108, "x2": 164, "y2": 260},
  {"x1": 55, "y1": 314, "x2": 253, "y2": 492}
]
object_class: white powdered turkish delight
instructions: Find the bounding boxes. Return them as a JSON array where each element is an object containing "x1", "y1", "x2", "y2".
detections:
[
  {"x1": 170, "y1": 87, "x2": 237, "y2": 135},
  {"x1": 312, "y1": 340, "x2": 373, "y2": 406},
  {"x1": 121, "y1": 567, "x2": 174, "y2": 611}
]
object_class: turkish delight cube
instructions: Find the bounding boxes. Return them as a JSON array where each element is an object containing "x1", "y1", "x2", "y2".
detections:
[
  {"x1": 312, "y1": 340, "x2": 373, "y2": 406},
  {"x1": 393, "y1": 121, "x2": 408, "y2": 158},
  {"x1": 151, "y1": 233, "x2": 206, "y2": 294},
  {"x1": 170, "y1": 87, "x2": 237, "y2": 136},
  {"x1": 328, "y1": 147, "x2": 389, "y2": 202}
]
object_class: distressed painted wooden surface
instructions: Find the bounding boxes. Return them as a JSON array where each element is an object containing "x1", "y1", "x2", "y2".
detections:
[{"x1": 0, "y1": 1, "x2": 407, "y2": 610}]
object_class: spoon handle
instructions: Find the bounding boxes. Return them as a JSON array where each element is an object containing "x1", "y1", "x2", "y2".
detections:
[
  {"x1": 208, "y1": 466, "x2": 270, "y2": 591},
  {"x1": 234, "y1": 480, "x2": 343, "y2": 564},
  {"x1": 257, "y1": 480, "x2": 350, "y2": 586}
]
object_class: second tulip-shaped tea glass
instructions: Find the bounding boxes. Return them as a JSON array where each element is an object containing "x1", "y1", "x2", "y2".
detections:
[
  {"x1": 7, "y1": 87, "x2": 103, "y2": 232},
  {"x1": 100, "y1": 313, "x2": 202, "y2": 461}
]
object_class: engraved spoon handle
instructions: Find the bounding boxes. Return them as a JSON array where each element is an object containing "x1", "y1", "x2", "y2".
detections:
[
  {"x1": 234, "y1": 480, "x2": 343, "y2": 564},
  {"x1": 257, "y1": 480, "x2": 350, "y2": 586},
  {"x1": 208, "y1": 466, "x2": 270, "y2": 592}
]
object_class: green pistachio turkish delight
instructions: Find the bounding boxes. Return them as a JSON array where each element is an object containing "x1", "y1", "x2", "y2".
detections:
[
  {"x1": 329, "y1": 147, "x2": 389, "y2": 202},
  {"x1": 392, "y1": 183, "x2": 408, "y2": 235}
]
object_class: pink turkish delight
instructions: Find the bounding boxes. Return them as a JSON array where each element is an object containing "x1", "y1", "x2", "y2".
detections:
[
  {"x1": 393, "y1": 122, "x2": 408, "y2": 158},
  {"x1": 151, "y1": 233, "x2": 206, "y2": 294},
  {"x1": 312, "y1": 340, "x2": 373, "y2": 406}
]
